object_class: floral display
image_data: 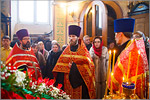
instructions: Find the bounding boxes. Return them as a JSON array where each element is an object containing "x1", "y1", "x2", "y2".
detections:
[{"x1": 0, "y1": 62, "x2": 70, "y2": 99}]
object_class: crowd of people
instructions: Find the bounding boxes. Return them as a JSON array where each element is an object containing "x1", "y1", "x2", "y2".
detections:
[{"x1": 1, "y1": 18, "x2": 149, "y2": 99}]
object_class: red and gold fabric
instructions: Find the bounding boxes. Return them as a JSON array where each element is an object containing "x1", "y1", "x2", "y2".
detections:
[
  {"x1": 6, "y1": 43, "x2": 41, "y2": 79},
  {"x1": 53, "y1": 40, "x2": 96, "y2": 99},
  {"x1": 109, "y1": 38, "x2": 149, "y2": 98}
]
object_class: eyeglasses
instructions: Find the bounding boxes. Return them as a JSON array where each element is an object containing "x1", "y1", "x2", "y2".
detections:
[
  {"x1": 22, "y1": 38, "x2": 30, "y2": 40},
  {"x1": 133, "y1": 35, "x2": 141, "y2": 39}
]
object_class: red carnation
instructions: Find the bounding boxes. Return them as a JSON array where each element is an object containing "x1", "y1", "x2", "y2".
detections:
[
  {"x1": 47, "y1": 79, "x2": 55, "y2": 86},
  {"x1": 57, "y1": 84, "x2": 62, "y2": 89}
]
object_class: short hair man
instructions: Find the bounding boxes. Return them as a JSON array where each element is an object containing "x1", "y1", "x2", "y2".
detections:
[
  {"x1": 83, "y1": 35, "x2": 92, "y2": 51},
  {"x1": 6, "y1": 29, "x2": 41, "y2": 79},
  {"x1": 53, "y1": 25, "x2": 96, "y2": 99},
  {"x1": 1, "y1": 36, "x2": 12, "y2": 63}
]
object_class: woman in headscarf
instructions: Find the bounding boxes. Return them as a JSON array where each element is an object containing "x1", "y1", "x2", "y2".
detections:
[
  {"x1": 89, "y1": 36, "x2": 109, "y2": 99},
  {"x1": 37, "y1": 41, "x2": 49, "y2": 60},
  {"x1": 44, "y1": 42, "x2": 63, "y2": 89}
]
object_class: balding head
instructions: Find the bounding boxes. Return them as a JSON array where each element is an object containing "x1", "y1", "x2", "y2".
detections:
[{"x1": 83, "y1": 35, "x2": 90, "y2": 45}]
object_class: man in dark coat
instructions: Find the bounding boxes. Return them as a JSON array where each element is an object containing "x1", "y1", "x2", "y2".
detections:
[
  {"x1": 44, "y1": 43, "x2": 63, "y2": 89},
  {"x1": 83, "y1": 35, "x2": 92, "y2": 51}
]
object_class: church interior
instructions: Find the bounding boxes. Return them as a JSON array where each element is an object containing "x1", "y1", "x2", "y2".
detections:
[
  {"x1": 1, "y1": 0, "x2": 149, "y2": 99},
  {"x1": 1, "y1": 0, "x2": 149, "y2": 47}
]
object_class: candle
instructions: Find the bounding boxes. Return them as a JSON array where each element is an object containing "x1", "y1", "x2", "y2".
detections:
[
  {"x1": 111, "y1": 50, "x2": 116, "y2": 94},
  {"x1": 104, "y1": 50, "x2": 112, "y2": 98},
  {"x1": 141, "y1": 74, "x2": 144, "y2": 98},
  {"x1": 121, "y1": 77, "x2": 125, "y2": 93},
  {"x1": 111, "y1": 72, "x2": 113, "y2": 94},
  {"x1": 127, "y1": 52, "x2": 131, "y2": 81},
  {"x1": 112, "y1": 50, "x2": 116, "y2": 73},
  {"x1": 134, "y1": 51, "x2": 140, "y2": 94}
]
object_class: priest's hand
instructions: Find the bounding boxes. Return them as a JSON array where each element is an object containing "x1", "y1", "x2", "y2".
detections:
[{"x1": 68, "y1": 61, "x2": 73, "y2": 68}]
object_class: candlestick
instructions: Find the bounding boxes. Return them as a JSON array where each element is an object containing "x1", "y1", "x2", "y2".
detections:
[
  {"x1": 147, "y1": 82, "x2": 149, "y2": 99},
  {"x1": 141, "y1": 74, "x2": 144, "y2": 99},
  {"x1": 127, "y1": 52, "x2": 131, "y2": 81},
  {"x1": 112, "y1": 50, "x2": 116, "y2": 73},
  {"x1": 121, "y1": 77, "x2": 125, "y2": 94},
  {"x1": 134, "y1": 51, "x2": 140, "y2": 94},
  {"x1": 104, "y1": 50, "x2": 112, "y2": 98},
  {"x1": 110, "y1": 50, "x2": 116, "y2": 94},
  {"x1": 111, "y1": 72, "x2": 113, "y2": 94}
]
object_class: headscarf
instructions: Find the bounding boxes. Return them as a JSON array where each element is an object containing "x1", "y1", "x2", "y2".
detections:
[{"x1": 92, "y1": 37, "x2": 103, "y2": 58}]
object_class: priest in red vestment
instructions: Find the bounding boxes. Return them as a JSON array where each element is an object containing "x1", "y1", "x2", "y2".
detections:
[
  {"x1": 6, "y1": 29, "x2": 41, "y2": 79},
  {"x1": 109, "y1": 18, "x2": 149, "y2": 99},
  {"x1": 53, "y1": 25, "x2": 96, "y2": 99}
]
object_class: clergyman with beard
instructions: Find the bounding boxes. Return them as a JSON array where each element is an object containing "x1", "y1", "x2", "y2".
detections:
[
  {"x1": 53, "y1": 25, "x2": 96, "y2": 99},
  {"x1": 6, "y1": 29, "x2": 41, "y2": 80}
]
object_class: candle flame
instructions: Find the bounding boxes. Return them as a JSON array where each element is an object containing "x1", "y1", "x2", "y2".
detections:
[
  {"x1": 111, "y1": 72, "x2": 113, "y2": 76},
  {"x1": 109, "y1": 50, "x2": 111, "y2": 54},
  {"x1": 131, "y1": 39, "x2": 134, "y2": 42},
  {"x1": 138, "y1": 50, "x2": 140, "y2": 55},
  {"x1": 123, "y1": 77, "x2": 124, "y2": 81},
  {"x1": 113, "y1": 50, "x2": 116, "y2": 53}
]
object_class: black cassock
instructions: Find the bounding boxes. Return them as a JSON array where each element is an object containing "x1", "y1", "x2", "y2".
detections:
[{"x1": 69, "y1": 44, "x2": 90, "y2": 99}]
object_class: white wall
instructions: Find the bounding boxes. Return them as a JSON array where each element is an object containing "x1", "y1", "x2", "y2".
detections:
[
  {"x1": 14, "y1": 24, "x2": 51, "y2": 34},
  {"x1": 11, "y1": 0, "x2": 17, "y2": 41},
  {"x1": 11, "y1": 0, "x2": 53, "y2": 40}
]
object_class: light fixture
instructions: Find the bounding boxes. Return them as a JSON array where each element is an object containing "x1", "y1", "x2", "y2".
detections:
[
  {"x1": 68, "y1": 6, "x2": 75, "y2": 17},
  {"x1": 68, "y1": 4, "x2": 78, "y2": 21}
]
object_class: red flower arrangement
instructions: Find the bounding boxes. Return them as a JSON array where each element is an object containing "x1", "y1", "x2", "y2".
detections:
[{"x1": 1, "y1": 62, "x2": 70, "y2": 99}]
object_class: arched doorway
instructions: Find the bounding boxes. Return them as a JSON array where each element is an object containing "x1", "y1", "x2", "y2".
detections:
[
  {"x1": 79, "y1": 1, "x2": 123, "y2": 46},
  {"x1": 79, "y1": 1, "x2": 108, "y2": 46},
  {"x1": 103, "y1": 1, "x2": 123, "y2": 45},
  {"x1": 106, "y1": 4, "x2": 117, "y2": 41}
]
